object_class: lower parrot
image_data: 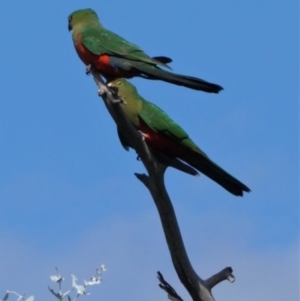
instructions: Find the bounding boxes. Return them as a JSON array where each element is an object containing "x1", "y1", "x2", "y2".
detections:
[
  {"x1": 68, "y1": 8, "x2": 223, "y2": 93},
  {"x1": 107, "y1": 79, "x2": 250, "y2": 196}
]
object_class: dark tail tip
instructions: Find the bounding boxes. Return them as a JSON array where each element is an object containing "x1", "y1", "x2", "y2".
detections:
[
  {"x1": 231, "y1": 184, "x2": 251, "y2": 197},
  {"x1": 202, "y1": 82, "x2": 223, "y2": 94},
  {"x1": 152, "y1": 56, "x2": 173, "y2": 64}
]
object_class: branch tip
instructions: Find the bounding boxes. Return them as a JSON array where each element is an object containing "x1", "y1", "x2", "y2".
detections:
[
  {"x1": 157, "y1": 271, "x2": 184, "y2": 301},
  {"x1": 205, "y1": 267, "x2": 235, "y2": 289},
  {"x1": 134, "y1": 173, "x2": 150, "y2": 188}
]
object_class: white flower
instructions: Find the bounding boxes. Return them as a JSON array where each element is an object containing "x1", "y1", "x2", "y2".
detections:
[
  {"x1": 85, "y1": 277, "x2": 102, "y2": 286},
  {"x1": 71, "y1": 274, "x2": 90, "y2": 295}
]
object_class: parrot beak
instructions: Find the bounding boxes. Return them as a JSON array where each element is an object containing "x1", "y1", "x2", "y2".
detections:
[{"x1": 68, "y1": 23, "x2": 72, "y2": 31}]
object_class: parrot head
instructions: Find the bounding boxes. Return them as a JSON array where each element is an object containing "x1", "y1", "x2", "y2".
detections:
[
  {"x1": 68, "y1": 8, "x2": 99, "y2": 31},
  {"x1": 108, "y1": 79, "x2": 138, "y2": 99}
]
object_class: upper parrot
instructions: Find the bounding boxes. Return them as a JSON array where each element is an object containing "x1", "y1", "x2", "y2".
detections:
[
  {"x1": 107, "y1": 79, "x2": 250, "y2": 196},
  {"x1": 68, "y1": 8, "x2": 223, "y2": 93}
]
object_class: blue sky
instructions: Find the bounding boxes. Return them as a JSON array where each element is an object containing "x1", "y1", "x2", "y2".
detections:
[{"x1": 0, "y1": 0, "x2": 298, "y2": 300}]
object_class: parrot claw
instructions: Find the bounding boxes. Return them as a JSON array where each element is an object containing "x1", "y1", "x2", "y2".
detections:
[
  {"x1": 97, "y1": 86, "x2": 125, "y2": 104},
  {"x1": 119, "y1": 98, "x2": 127, "y2": 105},
  {"x1": 97, "y1": 87, "x2": 106, "y2": 96},
  {"x1": 108, "y1": 86, "x2": 127, "y2": 104},
  {"x1": 85, "y1": 64, "x2": 92, "y2": 75},
  {"x1": 138, "y1": 131, "x2": 146, "y2": 141},
  {"x1": 96, "y1": 79, "x2": 126, "y2": 104},
  {"x1": 106, "y1": 83, "x2": 127, "y2": 104},
  {"x1": 109, "y1": 85, "x2": 118, "y2": 96}
]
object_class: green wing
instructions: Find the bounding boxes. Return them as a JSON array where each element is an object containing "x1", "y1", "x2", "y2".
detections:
[
  {"x1": 81, "y1": 26, "x2": 167, "y2": 67},
  {"x1": 139, "y1": 100, "x2": 209, "y2": 158}
]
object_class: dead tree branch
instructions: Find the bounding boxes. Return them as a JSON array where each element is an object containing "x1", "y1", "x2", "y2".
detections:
[
  {"x1": 89, "y1": 67, "x2": 235, "y2": 301},
  {"x1": 157, "y1": 271, "x2": 184, "y2": 301}
]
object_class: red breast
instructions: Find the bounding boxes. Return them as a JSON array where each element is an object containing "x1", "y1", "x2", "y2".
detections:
[
  {"x1": 74, "y1": 34, "x2": 124, "y2": 78},
  {"x1": 138, "y1": 119, "x2": 184, "y2": 156}
]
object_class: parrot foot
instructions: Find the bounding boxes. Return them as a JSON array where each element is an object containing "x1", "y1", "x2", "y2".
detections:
[
  {"x1": 109, "y1": 86, "x2": 119, "y2": 96},
  {"x1": 97, "y1": 84, "x2": 126, "y2": 104},
  {"x1": 108, "y1": 86, "x2": 127, "y2": 105},
  {"x1": 97, "y1": 87, "x2": 126, "y2": 104},
  {"x1": 97, "y1": 87, "x2": 107, "y2": 96},
  {"x1": 136, "y1": 155, "x2": 141, "y2": 161},
  {"x1": 94, "y1": 75, "x2": 126, "y2": 104},
  {"x1": 106, "y1": 81, "x2": 128, "y2": 104},
  {"x1": 117, "y1": 97, "x2": 127, "y2": 105},
  {"x1": 138, "y1": 131, "x2": 146, "y2": 141}
]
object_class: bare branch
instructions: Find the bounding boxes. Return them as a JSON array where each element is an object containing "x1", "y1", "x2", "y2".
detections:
[
  {"x1": 205, "y1": 267, "x2": 235, "y2": 289},
  {"x1": 157, "y1": 271, "x2": 184, "y2": 301},
  {"x1": 89, "y1": 67, "x2": 234, "y2": 301},
  {"x1": 134, "y1": 173, "x2": 150, "y2": 189}
]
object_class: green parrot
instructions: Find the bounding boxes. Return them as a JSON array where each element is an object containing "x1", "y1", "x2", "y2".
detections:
[
  {"x1": 107, "y1": 79, "x2": 250, "y2": 196},
  {"x1": 68, "y1": 8, "x2": 223, "y2": 93}
]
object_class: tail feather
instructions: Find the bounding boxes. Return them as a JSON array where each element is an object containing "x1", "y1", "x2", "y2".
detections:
[
  {"x1": 151, "y1": 56, "x2": 173, "y2": 65},
  {"x1": 133, "y1": 62, "x2": 223, "y2": 93},
  {"x1": 179, "y1": 150, "x2": 250, "y2": 196},
  {"x1": 153, "y1": 151, "x2": 199, "y2": 176}
]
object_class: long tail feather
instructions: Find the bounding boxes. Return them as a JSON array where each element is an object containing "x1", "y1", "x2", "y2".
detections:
[
  {"x1": 179, "y1": 150, "x2": 250, "y2": 196},
  {"x1": 133, "y1": 62, "x2": 223, "y2": 93},
  {"x1": 154, "y1": 151, "x2": 199, "y2": 176}
]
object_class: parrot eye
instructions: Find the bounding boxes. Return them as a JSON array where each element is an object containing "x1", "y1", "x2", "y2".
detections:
[{"x1": 116, "y1": 81, "x2": 122, "y2": 86}]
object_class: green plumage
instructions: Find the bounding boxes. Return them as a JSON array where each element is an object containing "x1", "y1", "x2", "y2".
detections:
[
  {"x1": 68, "y1": 8, "x2": 223, "y2": 93},
  {"x1": 82, "y1": 27, "x2": 168, "y2": 67},
  {"x1": 108, "y1": 79, "x2": 250, "y2": 196},
  {"x1": 69, "y1": 8, "x2": 169, "y2": 67},
  {"x1": 109, "y1": 79, "x2": 201, "y2": 152}
]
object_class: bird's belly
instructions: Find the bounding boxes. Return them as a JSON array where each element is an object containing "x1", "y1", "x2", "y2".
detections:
[
  {"x1": 75, "y1": 42, "x2": 96, "y2": 66},
  {"x1": 139, "y1": 121, "x2": 182, "y2": 155},
  {"x1": 75, "y1": 43, "x2": 124, "y2": 78}
]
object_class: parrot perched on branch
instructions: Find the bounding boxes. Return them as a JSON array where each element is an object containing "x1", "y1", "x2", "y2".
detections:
[
  {"x1": 68, "y1": 8, "x2": 223, "y2": 94},
  {"x1": 107, "y1": 79, "x2": 250, "y2": 196}
]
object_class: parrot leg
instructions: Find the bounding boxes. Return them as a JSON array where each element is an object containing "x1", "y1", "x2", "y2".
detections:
[
  {"x1": 97, "y1": 80, "x2": 127, "y2": 104},
  {"x1": 98, "y1": 85, "x2": 126, "y2": 104},
  {"x1": 137, "y1": 131, "x2": 146, "y2": 141},
  {"x1": 108, "y1": 86, "x2": 119, "y2": 97},
  {"x1": 87, "y1": 66, "x2": 127, "y2": 104}
]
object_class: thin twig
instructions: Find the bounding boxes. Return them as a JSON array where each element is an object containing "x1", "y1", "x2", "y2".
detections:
[{"x1": 157, "y1": 271, "x2": 184, "y2": 301}]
